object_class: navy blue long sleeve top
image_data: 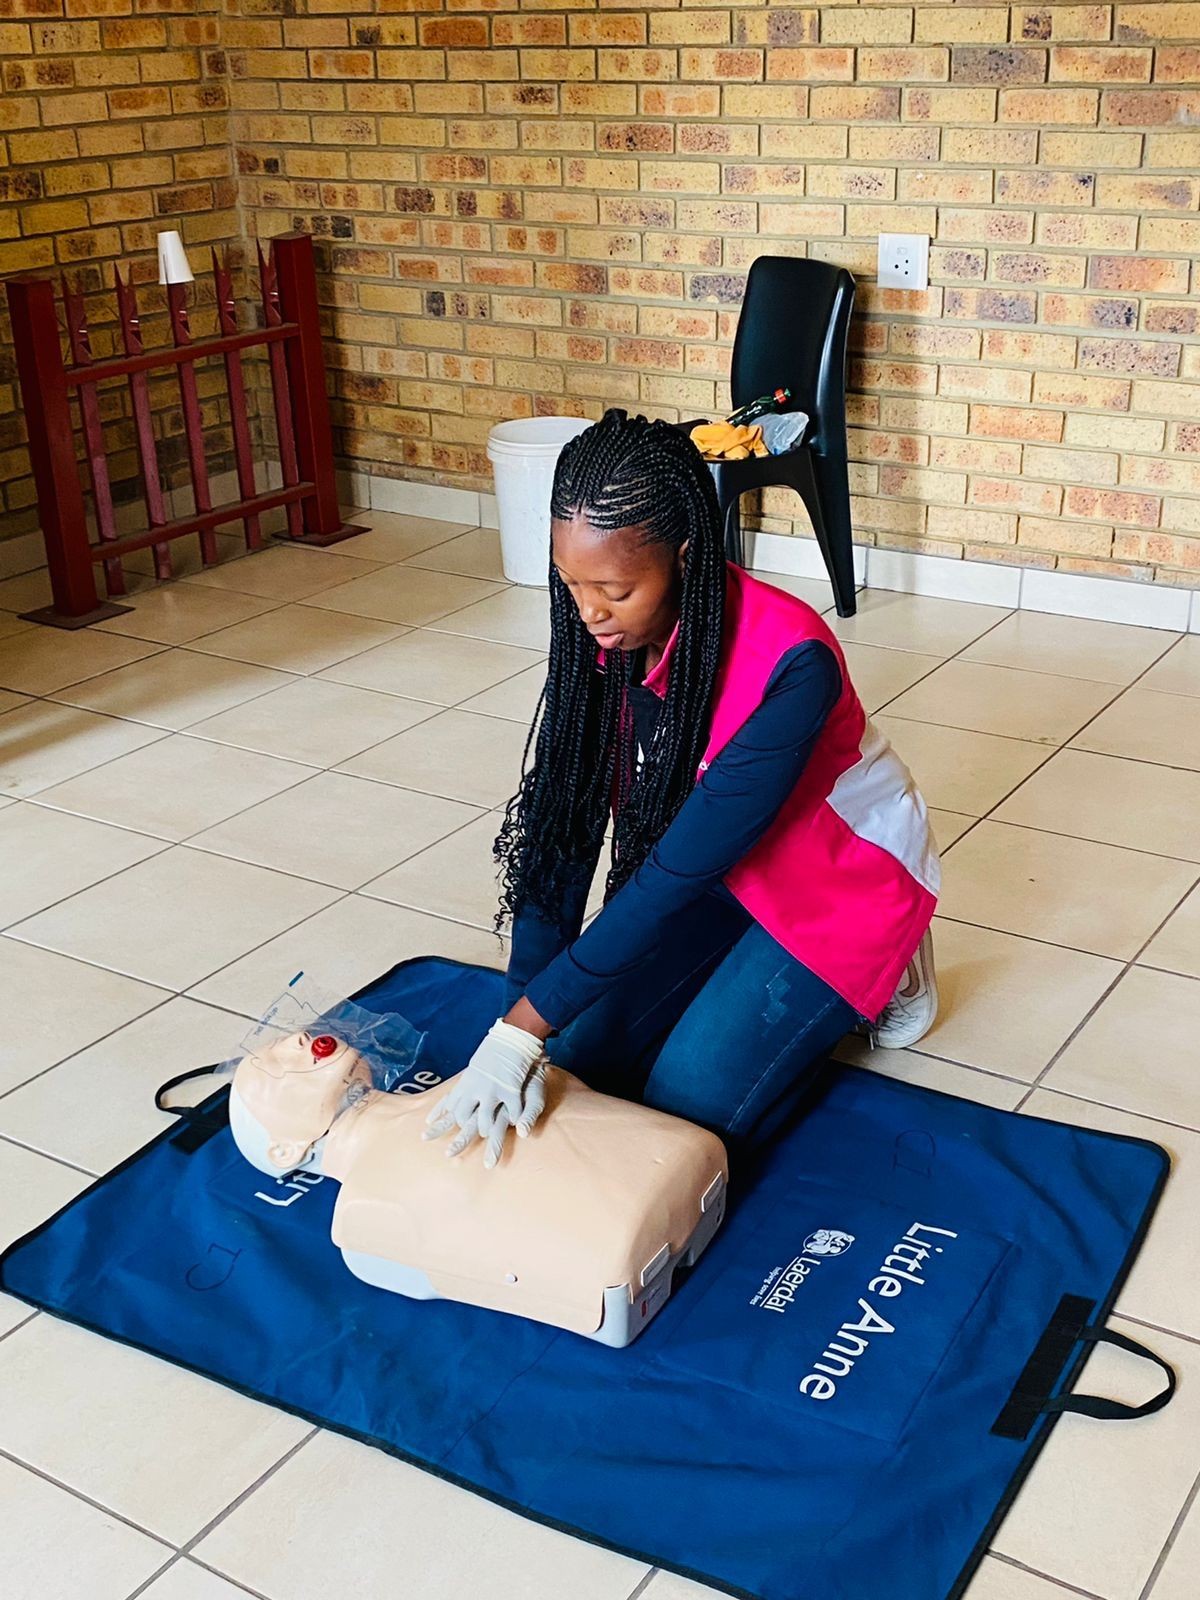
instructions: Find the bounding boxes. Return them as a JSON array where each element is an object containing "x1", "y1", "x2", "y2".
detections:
[{"x1": 512, "y1": 639, "x2": 842, "y2": 1032}]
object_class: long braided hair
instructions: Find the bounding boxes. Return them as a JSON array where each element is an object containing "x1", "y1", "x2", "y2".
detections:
[{"x1": 495, "y1": 408, "x2": 726, "y2": 926}]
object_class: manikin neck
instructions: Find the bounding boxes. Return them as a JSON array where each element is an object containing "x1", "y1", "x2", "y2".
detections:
[{"x1": 318, "y1": 1087, "x2": 384, "y2": 1182}]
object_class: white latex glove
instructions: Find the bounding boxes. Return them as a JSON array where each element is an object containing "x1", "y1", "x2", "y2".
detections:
[{"x1": 422, "y1": 1019, "x2": 548, "y2": 1169}]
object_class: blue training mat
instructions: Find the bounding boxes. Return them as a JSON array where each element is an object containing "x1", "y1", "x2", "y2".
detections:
[{"x1": 0, "y1": 957, "x2": 1175, "y2": 1600}]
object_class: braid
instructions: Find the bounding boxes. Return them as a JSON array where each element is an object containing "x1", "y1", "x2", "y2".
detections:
[{"x1": 494, "y1": 408, "x2": 726, "y2": 926}]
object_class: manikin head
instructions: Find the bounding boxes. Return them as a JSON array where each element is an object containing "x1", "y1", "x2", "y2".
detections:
[{"x1": 229, "y1": 1031, "x2": 374, "y2": 1176}]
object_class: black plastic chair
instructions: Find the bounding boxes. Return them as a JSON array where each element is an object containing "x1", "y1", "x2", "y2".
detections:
[{"x1": 703, "y1": 257, "x2": 858, "y2": 618}]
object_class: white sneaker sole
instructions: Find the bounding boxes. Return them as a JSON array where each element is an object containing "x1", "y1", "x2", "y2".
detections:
[{"x1": 871, "y1": 929, "x2": 938, "y2": 1050}]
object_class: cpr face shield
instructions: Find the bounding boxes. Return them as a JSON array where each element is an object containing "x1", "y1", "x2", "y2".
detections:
[{"x1": 224, "y1": 974, "x2": 425, "y2": 1176}]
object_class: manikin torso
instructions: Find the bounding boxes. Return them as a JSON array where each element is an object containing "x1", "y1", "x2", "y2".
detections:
[{"x1": 230, "y1": 1031, "x2": 727, "y2": 1342}]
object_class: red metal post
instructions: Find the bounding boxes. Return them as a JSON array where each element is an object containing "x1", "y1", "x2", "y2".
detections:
[
  {"x1": 167, "y1": 280, "x2": 218, "y2": 565},
  {"x1": 4, "y1": 275, "x2": 130, "y2": 627},
  {"x1": 62, "y1": 276, "x2": 125, "y2": 597},
  {"x1": 259, "y1": 241, "x2": 304, "y2": 540},
  {"x1": 213, "y1": 249, "x2": 263, "y2": 550},
  {"x1": 115, "y1": 267, "x2": 172, "y2": 581},
  {"x1": 271, "y1": 232, "x2": 364, "y2": 545}
]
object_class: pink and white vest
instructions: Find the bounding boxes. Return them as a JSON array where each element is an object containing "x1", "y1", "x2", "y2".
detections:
[{"x1": 642, "y1": 565, "x2": 939, "y2": 1020}]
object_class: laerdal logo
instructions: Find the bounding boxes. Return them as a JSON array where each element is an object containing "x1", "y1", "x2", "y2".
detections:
[
  {"x1": 751, "y1": 1228, "x2": 855, "y2": 1313},
  {"x1": 804, "y1": 1229, "x2": 854, "y2": 1258}
]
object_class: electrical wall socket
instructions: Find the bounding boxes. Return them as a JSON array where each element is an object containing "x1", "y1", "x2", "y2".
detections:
[{"x1": 877, "y1": 233, "x2": 930, "y2": 292}]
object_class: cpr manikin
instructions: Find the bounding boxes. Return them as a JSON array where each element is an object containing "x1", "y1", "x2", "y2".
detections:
[{"x1": 225, "y1": 984, "x2": 727, "y2": 1347}]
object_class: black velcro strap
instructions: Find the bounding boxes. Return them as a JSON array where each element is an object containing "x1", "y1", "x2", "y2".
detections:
[
  {"x1": 170, "y1": 1103, "x2": 229, "y2": 1153},
  {"x1": 991, "y1": 1293, "x2": 1095, "y2": 1441},
  {"x1": 155, "y1": 1065, "x2": 229, "y2": 1153}
]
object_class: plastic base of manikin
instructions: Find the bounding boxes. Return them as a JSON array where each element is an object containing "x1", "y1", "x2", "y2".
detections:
[{"x1": 341, "y1": 1170, "x2": 727, "y2": 1348}]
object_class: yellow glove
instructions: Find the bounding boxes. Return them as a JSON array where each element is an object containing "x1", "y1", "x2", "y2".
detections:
[{"x1": 689, "y1": 421, "x2": 769, "y2": 461}]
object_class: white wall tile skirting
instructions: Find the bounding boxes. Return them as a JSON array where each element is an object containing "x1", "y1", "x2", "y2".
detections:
[
  {"x1": 360, "y1": 474, "x2": 1200, "y2": 635},
  {"x1": 746, "y1": 528, "x2": 1199, "y2": 633}
]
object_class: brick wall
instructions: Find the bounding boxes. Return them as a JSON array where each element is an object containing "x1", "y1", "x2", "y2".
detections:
[
  {"x1": 3, "y1": 3, "x2": 1200, "y2": 588},
  {"x1": 0, "y1": 0, "x2": 238, "y2": 537},
  {"x1": 228, "y1": 0, "x2": 1200, "y2": 587}
]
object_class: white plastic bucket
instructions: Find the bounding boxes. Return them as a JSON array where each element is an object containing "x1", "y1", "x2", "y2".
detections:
[{"x1": 487, "y1": 415, "x2": 591, "y2": 586}]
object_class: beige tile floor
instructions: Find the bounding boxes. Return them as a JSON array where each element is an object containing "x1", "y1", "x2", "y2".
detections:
[{"x1": 0, "y1": 511, "x2": 1197, "y2": 1600}]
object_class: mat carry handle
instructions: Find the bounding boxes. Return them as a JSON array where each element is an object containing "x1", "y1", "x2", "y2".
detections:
[
  {"x1": 155, "y1": 1064, "x2": 222, "y2": 1120},
  {"x1": 1046, "y1": 1323, "x2": 1176, "y2": 1424},
  {"x1": 992, "y1": 1293, "x2": 1176, "y2": 1440},
  {"x1": 156, "y1": 1065, "x2": 229, "y2": 1152}
]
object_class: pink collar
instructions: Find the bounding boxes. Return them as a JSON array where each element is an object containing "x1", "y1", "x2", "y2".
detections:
[{"x1": 641, "y1": 621, "x2": 680, "y2": 699}]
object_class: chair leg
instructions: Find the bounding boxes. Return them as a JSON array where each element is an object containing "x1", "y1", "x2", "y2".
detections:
[
  {"x1": 794, "y1": 449, "x2": 857, "y2": 618},
  {"x1": 719, "y1": 489, "x2": 745, "y2": 566}
]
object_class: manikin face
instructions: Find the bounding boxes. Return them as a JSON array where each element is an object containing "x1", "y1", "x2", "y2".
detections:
[
  {"x1": 249, "y1": 1030, "x2": 352, "y2": 1075},
  {"x1": 552, "y1": 517, "x2": 688, "y2": 657},
  {"x1": 231, "y1": 1031, "x2": 373, "y2": 1175}
]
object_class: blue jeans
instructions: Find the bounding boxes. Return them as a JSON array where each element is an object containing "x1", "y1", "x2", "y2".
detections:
[{"x1": 506, "y1": 890, "x2": 859, "y2": 1155}]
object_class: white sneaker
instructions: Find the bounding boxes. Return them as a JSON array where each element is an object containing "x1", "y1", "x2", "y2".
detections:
[{"x1": 871, "y1": 928, "x2": 938, "y2": 1049}]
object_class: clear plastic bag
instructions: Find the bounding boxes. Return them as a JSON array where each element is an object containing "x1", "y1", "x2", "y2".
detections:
[
  {"x1": 223, "y1": 974, "x2": 429, "y2": 1175},
  {"x1": 760, "y1": 411, "x2": 810, "y2": 455},
  {"x1": 222, "y1": 972, "x2": 425, "y2": 1093}
]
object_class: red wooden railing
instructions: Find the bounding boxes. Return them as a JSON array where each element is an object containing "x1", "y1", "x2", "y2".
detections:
[{"x1": 6, "y1": 231, "x2": 365, "y2": 628}]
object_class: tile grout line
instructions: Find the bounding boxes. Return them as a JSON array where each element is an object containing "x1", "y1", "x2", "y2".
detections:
[
  {"x1": 873, "y1": 601, "x2": 1191, "y2": 860},
  {"x1": 967, "y1": 615, "x2": 1200, "y2": 834},
  {"x1": 1015, "y1": 1080, "x2": 1200, "y2": 1143},
  {"x1": 1012, "y1": 870, "x2": 1200, "y2": 1118},
  {"x1": 0, "y1": 831, "x2": 176, "y2": 936},
  {"x1": 164, "y1": 1557, "x2": 276, "y2": 1600},
  {"x1": 172, "y1": 674, "x2": 528, "y2": 794},
  {"x1": 2, "y1": 877, "x2": 509, "y2": 1020},
  {"x1": 1048, "y1": 743, "x2": 1200, "y2": 783},
  {"x1": 177, "y1": 783, "x2": 493, "y2": 895},
  {"x1": 119, "y1": 1429, "x2": 322, "y2": 1600},
  {"x1": 46, "y1": 643, "x2": 323, "y2": 737},
  {"x1": 173, "y1": 883, "x2": 507, "y2": 1012},
  {"x1": 947, "y1": 812, "x2": 1200, "y2": 870},
  {"x1": 927, "y1": 618, "x2": 1200, "y2": 1089},
  {"x1": 0, "y1": 1130, "x2": 101, "y2": 1179},
  {"x1": 622, "y1": 1567, "x2": 661, "y2": 1600},
  {"x1": 9, "y1": 618, "x2": 543, "y2": 869},
  {"x1": 115, "y1": 1551, "x2": 182, "y2": 1600},
  {"x1": 871, "y1": 602, "x2": 1061, "y2": 856},
  {"x1": 0, "y1": 986, "x2": 254, "y2": 1113},
  {"x1": 885, "y1": 714, "x2": 1200, "y2": 780},
  {"x1": 0, "y1": 716, "x2": 176, "y2": 805},
  {"x1": 0, "y1": 1306, "x2": 40, "y2": 1346},
  {"x1": 2, "y1": 523, "x2": 507, "y2": 736},
  {"x1": 977, "y1": 634, "x2": 1200, "y2": 1118},
  {"x1": 1138, "y1": 1467, "x2": 1200, "y2": 1600},
  {"x1": 861, "y1": 1047, "x2": 1030, "y2": 1094},
  {"x1": 931, "y1": 909, "x2": 1186, "y2": 970},
  {"x1": 0, "y1": 1444, "x2": 176, "y2": 1554},
  {"x1": 1117, "y1": 1314, "x2": 1200, "y2": 1353},
  {"x1": 297, "y1": 572, "x2": 511, "y2": 634},
  {"x1": 92, "y1": 589, "x2": 297, "y2": 652},
  {"x1": 987, "y1": 1551, "x2": 1107, "y2": 1600}
]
